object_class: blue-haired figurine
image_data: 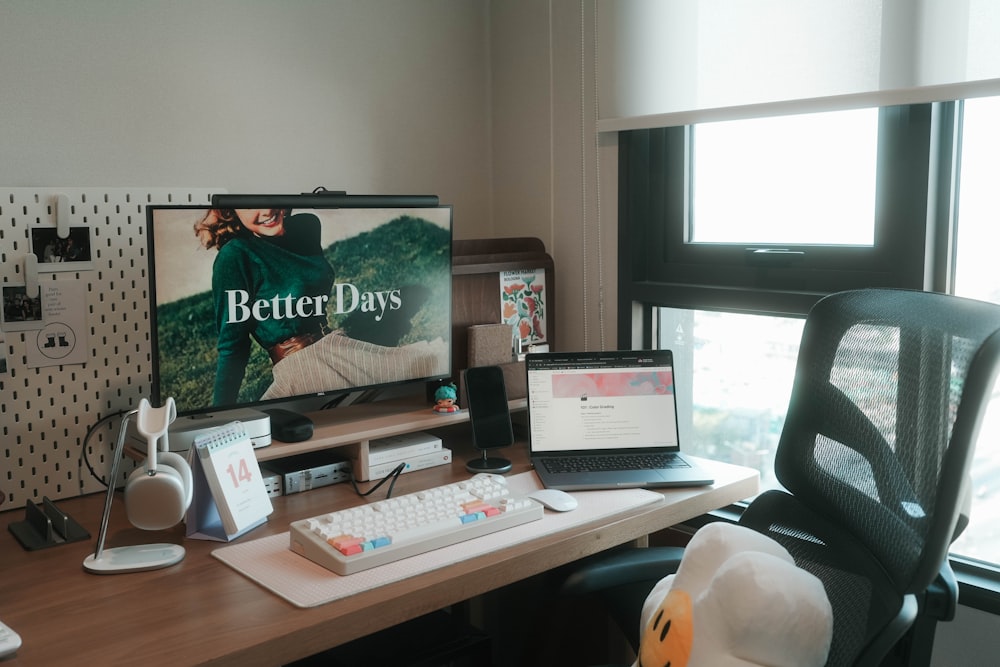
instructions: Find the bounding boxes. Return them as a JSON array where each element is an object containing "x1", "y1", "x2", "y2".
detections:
[{"x1": 433, "y1": 383, "x2": 460, "y2": 413}]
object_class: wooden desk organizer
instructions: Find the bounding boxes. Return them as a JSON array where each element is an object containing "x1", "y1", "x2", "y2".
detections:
[{"x1": 450, "y1": 237, "x2": 554, "y2": 402}]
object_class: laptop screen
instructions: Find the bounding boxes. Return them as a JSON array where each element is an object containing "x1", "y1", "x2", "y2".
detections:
[{"x1": 525, "y1": 350, "x2": 681, "y2": 455}]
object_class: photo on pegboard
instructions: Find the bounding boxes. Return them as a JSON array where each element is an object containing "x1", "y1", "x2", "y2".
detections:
[
  {"x1": 30, "y1": 225, "x2": 94, "y2": 272},
  {"x1": 1, "y1": 284, "x2": 43, "y2": 332}
]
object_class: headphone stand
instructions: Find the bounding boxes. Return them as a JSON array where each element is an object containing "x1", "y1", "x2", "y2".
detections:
[
  {"x1": 82, "y1": 543, "x2": 185, "y2": 574},
  {"x1": 83, "y1": 410, "x2": 186, "y2": 574}
]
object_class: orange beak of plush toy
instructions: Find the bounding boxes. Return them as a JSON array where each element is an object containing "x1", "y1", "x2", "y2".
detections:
[{"x1": 638, "y1": 588, "x2": 693, "y2": 667}]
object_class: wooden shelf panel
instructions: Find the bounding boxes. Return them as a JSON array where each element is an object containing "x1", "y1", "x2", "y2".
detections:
[{"x1": 255, "y1": 398, "x2": 527, "y2": 462}]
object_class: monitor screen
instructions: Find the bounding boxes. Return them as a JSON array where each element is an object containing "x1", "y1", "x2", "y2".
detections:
[{"x1": 147, "y1": 204, "x2": 453, "y2": 415}]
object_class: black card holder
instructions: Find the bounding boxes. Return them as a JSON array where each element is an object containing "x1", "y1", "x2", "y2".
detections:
[{"x1": 8, "y1": 496, "x2": 90, "y2": 551}]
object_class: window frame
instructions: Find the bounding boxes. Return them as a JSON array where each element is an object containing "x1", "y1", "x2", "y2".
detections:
[{"x1": 618, "y1": 104, "x2": 957, "y2": 335}]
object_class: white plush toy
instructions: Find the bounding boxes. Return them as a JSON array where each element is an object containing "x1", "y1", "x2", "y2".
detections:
[{"x1": 633, "y1": 522, "x2": 833, "y2": 667}]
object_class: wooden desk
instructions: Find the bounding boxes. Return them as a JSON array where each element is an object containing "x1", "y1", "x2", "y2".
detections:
[{"x1": 0, "y1": 425, "x2": 757, "y2": 666}]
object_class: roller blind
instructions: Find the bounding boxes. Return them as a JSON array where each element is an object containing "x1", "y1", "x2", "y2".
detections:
[{"x1": 597, "y1": 0, "x2": 1000, "y2": 131}]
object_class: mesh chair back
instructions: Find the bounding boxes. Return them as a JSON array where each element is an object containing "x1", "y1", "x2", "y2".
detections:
[
  {"x1": 775, "y1": 289, "x2": 1000, "y2": 595},
  {"x1": 741, "y1": 290, "x2": 1000, "y2": 665}
]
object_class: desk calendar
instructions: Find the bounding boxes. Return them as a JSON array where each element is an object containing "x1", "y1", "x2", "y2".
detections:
[{"x1": 187, "y1": 422, "x2": 273, "y2": 541}]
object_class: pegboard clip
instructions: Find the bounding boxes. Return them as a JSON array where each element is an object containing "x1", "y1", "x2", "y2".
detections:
[
  {"x1": 54, "y1": 193, "x2": 71, "y2": 238},
  {"x1": 23, "y1": 253, "x2": 39, "y2": 298}
]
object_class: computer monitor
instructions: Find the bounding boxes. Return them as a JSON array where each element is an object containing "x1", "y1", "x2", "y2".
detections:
[{"x1": 146, "y1": 202, "x2": 453, "y2": 416}]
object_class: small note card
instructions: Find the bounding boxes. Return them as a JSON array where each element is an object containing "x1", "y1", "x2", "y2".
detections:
[{"x1": 186, "y1": 421, "x2": 273, "y2": 542}]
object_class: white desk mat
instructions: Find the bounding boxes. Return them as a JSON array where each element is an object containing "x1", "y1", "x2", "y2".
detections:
[{"x1": 212, "y1": 471, "x2": 663, "y2": 608}]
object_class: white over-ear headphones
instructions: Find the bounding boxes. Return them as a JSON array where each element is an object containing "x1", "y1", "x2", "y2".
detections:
[{"x1": 125, "y1": 397, "x2": 193, "y2": 530}]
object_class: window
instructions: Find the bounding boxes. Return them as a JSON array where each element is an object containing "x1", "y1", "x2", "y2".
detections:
[
  {"x1": 954, "y1": 97, "x2": 1000, "y2": 304},
  {"x1": 656, "y1": 308, "x2": 803, "y2": 493},
  {"x1": 620, "y1": 98, "x2": 1000, "y2": 566},
  {"x1": 947, "y1": 96, "x2": 1000, "y2": 564},
  {"x1": 691, "y1": 109, "x2": 877, "y2": 245}
]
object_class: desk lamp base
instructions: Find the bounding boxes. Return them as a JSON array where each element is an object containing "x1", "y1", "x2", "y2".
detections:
[{"x1": 83, "y1": 543, "x2": 185, "y2": 574}]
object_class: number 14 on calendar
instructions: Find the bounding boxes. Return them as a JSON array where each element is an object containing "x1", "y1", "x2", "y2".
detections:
[
  {"x1": 226, "y1": 458, "x2": 254, "y2": 487},
  {"x1": 187, "y1": 422, "x2": 273, "y2": 541}
]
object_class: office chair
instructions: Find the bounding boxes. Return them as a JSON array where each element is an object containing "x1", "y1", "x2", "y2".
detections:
[{"x1": 559, "y1": 288, "x2": 1000, "y2": 666}]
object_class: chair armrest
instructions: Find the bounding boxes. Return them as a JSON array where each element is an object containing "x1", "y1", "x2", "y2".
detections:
[
  {"x1": 556, "y1": 546, "x2": 685, "y2": 651},
  {"x1": 923, "y1": 562, "x2": 959, "y2": 622},
  {"x1": 559, "y1": 546, "x2": 686, "y2": 596}
]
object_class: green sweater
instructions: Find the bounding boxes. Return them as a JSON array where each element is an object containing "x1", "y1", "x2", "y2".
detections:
[{"x1": 211, "y1": 213, "x2": 334, "y2": 404}]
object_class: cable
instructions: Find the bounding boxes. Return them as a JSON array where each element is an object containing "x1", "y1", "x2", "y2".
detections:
[
  {"x1": 78, "y1": 410, "x2": 128, "y2": 493},
  {"x1": 348, "y1": 462, "x2": 406, "y2": 499}
]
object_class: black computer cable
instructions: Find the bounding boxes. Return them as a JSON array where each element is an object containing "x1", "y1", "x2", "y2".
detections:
[
  {"x1": 348, "y1": 461, "x2": 406, "y2": 499},
  {"x1": 78, "y1": 410, "x2": 127, "y2": 492}
]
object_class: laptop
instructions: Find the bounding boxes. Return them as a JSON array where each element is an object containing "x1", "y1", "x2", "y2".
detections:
[{"x1": 525, "y1": 349, "x2": 714, "y2": 491}]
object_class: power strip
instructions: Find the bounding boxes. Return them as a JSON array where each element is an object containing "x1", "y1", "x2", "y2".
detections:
[
  {"x1": 260, "y1": 451, "x2": 352, "y2": 495},
  {"x1": 261, "y1": 471, "x2": 283, "y2": 499}
]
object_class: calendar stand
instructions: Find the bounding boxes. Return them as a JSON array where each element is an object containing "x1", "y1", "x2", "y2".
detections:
[
  {"x1": 186, "y1": 451, "x2": 268, "y2": 542},
  {"x1": 185, "y1": 422, "x2": 273, "y2": 542}
]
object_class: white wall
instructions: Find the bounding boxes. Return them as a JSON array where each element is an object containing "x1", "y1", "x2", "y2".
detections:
[{"x1": 0, "y1": 0, "x2": 493, "y2": 238}]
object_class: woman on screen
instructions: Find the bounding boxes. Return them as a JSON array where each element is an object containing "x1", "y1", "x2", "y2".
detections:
[{"x1": 195, "y1": 208, "x2": 446, "y2": 406}]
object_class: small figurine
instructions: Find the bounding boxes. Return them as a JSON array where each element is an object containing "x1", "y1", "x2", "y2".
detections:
[{"x1": 433, "y1": 383, "x2": 460, "y2": 413}]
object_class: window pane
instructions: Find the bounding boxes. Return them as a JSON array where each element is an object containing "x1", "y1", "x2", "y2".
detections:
[
  {"x1": 949, "y1": 96, "x2": 1000, "y2": 564},
  {"x1": 657, "y1": 308, "x2": 803, "y2": 492},
  {"x1": 954, "y1": 97, "x2": 1000, "y2": 303},
  {"x1": 691, "y1": 109, "x2": 879, "y2": 245}
]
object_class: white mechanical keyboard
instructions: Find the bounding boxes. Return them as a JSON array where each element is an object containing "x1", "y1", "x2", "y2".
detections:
[{"x1": 289, "y1": 473, "x2": 543, "y2": 575}]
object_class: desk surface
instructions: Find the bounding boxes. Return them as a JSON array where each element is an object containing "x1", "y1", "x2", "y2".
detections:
[{"x1": 0, "y1": 423, "x2": 757, "y2": 666}]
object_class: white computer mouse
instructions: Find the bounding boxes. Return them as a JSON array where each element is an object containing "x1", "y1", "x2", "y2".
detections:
[{"x1": 528, "y1": 488, "x2": 578, "y2": 512}]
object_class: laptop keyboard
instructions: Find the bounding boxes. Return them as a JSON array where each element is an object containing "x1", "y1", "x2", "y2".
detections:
[{"x1": 540, "y1": 453, "x2": 689, "y2": 474}]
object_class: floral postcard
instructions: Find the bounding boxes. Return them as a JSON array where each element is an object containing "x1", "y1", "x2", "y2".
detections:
[{"x1": 500, "y1": 268, "x2": 547, "y2": 349}]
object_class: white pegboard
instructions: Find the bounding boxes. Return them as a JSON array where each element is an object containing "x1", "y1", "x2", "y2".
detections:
[{"x1": 0, "y1": 188, "x2": 222, "y2": 510}]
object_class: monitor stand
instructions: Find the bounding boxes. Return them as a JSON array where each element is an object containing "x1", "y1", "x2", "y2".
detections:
[{"x1": 465, "y1": 450, "x2": 512, "y2": 474}]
